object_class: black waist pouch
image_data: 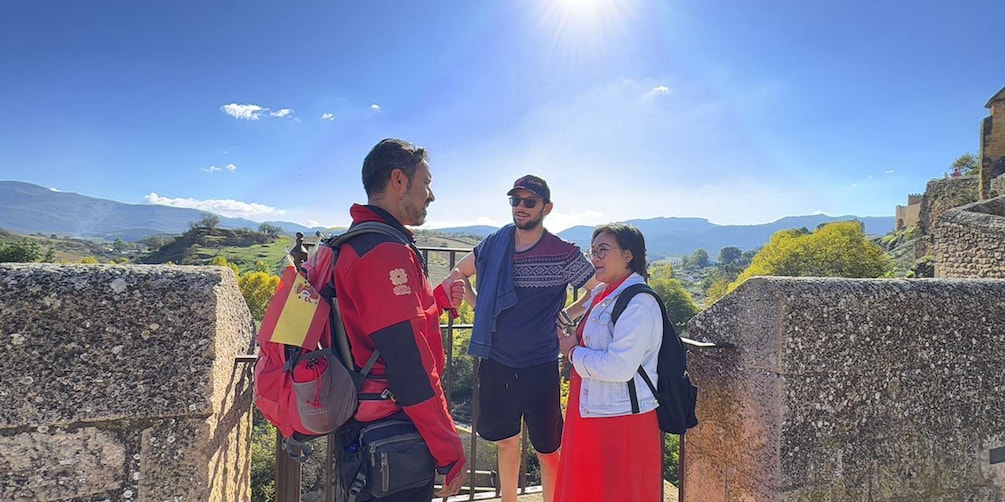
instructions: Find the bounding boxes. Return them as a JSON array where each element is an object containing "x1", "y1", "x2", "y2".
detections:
[{"x1": 337, "y1": 414, "x2": 436, "y2": 501}]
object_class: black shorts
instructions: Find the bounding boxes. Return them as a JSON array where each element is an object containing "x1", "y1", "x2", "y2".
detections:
[{"x1": 476, "y1": 358, "x2": 563, "y2": 454}]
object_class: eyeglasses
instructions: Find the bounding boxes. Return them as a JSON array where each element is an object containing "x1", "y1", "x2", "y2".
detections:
[
  {"x1": 587, "y1": 245, "x2": 617, "y2": 260},
  {"x1": 509, "y1": 196, "x2": 541, "y2": 209}
]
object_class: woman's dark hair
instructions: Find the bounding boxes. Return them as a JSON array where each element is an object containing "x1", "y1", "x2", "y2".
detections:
[
  {"x1": 361, "y1": 138, "x2": 428, "y2": 197},
  {"x1": 592, "y1": 223, "x2": 649, "y2": 280}
]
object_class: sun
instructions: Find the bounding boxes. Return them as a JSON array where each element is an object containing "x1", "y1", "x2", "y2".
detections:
[
  {"x1": 536, "y1": 0, "x2": 634, "y2": 59},
  {"x1": 549, "y1": 0, "x2": 621, "y2": 18},
  {"x1": 558, "y1": 0, "x2": 609, "y2": 12}
]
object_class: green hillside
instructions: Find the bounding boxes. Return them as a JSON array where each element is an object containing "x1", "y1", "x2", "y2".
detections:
[
  {"x1": 2, "y1": 223, "x2": 481, "y2": 278},
  {"x1": 136, "y1": 227, "x2": 296, "y2": 273},
  {"x1": 0, "y1": 227, "x2": 143, "y2": 263}
]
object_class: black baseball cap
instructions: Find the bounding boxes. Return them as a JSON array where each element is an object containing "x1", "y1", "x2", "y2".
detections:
[{"x1": 506, "y1": 174, "x2": 551, "y2": 202}]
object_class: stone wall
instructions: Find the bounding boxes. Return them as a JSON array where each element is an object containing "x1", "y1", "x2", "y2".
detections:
[
  {"x1": 980, "y1": 94, "x2": 1005, "y2": 199},
  {"x1": 918, "y1": 177, "x2": 979, "y2": 236},
  {"x1": 933, "y1": 196, "x2": 1005, "y2": 278},
  {"x1": 683, "y1": 277, "x2": 1005, "y2": 501},
  {"x1": 0, "y1": 264, "x2": 255, "y2": 501}
]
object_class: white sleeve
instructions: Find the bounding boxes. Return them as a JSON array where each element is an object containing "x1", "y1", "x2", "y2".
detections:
[{"x1": 572, "y1": 294, "x2": 662, "y2": 382}]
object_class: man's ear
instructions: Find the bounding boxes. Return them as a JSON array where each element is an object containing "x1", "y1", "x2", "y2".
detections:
[
  {"x1": 388, "y1": 168, "x2": 408, "y2": 195},
  {"x1": 543, "y1": 201, "x2": 554, "y2": 216}
]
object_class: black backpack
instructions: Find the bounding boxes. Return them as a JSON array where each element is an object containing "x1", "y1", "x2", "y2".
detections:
[{"x1": 611, "y1": 283, "x2": 698, "y2": 434}]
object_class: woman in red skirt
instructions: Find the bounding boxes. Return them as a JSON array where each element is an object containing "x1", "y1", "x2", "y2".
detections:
[{"x1": 555, "y1": 223, "x2": 663, "y2": 501}]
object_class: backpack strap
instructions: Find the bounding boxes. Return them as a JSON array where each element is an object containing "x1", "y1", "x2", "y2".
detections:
[
  {"x1": 611, "y1": 284, "x2": 665, "y2": 415},
  {"x1": 325, "y1": 221, "x2": 413, "y2": 396}
]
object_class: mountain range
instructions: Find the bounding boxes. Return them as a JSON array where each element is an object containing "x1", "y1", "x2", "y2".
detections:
[
  {"x1": 0, "y1": 180, "x2": 322, "y2": 241},
  {"x1": 0, "y1": 180, "x2": 894, "y2": 257},
  {"x1": 439, "y1": 213, "x2": 894, "y2": 258}
]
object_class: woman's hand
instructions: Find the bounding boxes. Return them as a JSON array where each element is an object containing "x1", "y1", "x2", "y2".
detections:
[{"x1": 558, "y1": 327, "x2": 579, "y2": 360}]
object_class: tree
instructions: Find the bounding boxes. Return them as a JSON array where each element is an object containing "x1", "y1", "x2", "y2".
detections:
[
  {"x1": 691, "y1": 248, "x2": 710, "y2": 268},
  {"x1": 0, "y1": 239, "x2": 54, "y2": 263},
  {"x1": 211, "y1": 256, "x2": 240, "y2": 276},
  {"x1": 648, "y1": 263, "x2": 675, "y2": 280},
  {"x1": 718, "y1": 246, "x2": 742, "y2": 265},
  {"x1": 258, "y1": 222, "x2": 284, "y2": 238},
  {"x1": 190, "y1": 213, "x2": 221, "y2": 230},
  {"x1": 649, "y1": 277, "x2": 701, "y2": 329},
  {"x1": 951, "y1": 153, "x2": 978, "y2": 176},
  {"x1": 238, "y1": 271, "x2": 280, "y2": 321},
  {"x1": 140, "y1": 234, "x2": 174, "y2": 250},
  {"x1": 731, "y1": 221, "x2": 892, "y2": 289}
]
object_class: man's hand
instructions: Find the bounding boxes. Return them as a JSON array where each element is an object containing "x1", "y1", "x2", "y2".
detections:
[
  {"x1": 434, "y1": 457, "x2": 467, "y2": 499},
  {"x1": 445, "y1": 277, "x2": 464, "y2": 308},
  {"x1": 433, "y1": 275, "x2": 465, "y2": 317}
]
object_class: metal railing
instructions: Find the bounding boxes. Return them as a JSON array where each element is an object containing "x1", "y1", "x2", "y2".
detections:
[{"x1": 238, "y1": 244, "x2": 736, "y2": 501}]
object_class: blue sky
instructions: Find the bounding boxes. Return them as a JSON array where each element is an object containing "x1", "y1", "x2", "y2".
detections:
[{"x1": 2, "y1": 0, "x2": 1003, "y2": 232}]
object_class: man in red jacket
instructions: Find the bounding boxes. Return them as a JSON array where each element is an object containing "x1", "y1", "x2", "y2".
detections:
[{"x1": 332, "y1": 138, "x2": 466, "y2": 500}]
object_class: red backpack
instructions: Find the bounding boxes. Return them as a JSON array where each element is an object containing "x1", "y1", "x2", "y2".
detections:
[{"x1": 253, "y1": 222, "x2": 402, "y2": 461}]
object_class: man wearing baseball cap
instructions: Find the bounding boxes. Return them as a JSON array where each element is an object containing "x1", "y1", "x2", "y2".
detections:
[{"x1": 445, "y1": 174, "x2": 598, "y2": 502}]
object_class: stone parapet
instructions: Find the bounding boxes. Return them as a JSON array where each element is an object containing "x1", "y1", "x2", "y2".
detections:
[
  {"x1": 933, "y1": 196, "x2": 1005, "y2": 278},
  {"x1": 0, "y1": 264, "x2": 254, "y2": 501},
  {"x1": 683, "y1": 277, "x2": 1005, "y2": 501}
]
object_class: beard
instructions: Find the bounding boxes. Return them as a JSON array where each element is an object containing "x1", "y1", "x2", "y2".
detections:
[
  {"x1": 513, "y1": 212, "x2": 543, "y2": 230},
  {"x1": 402, "y1": 197, "x2": 429, "y2": 226}
]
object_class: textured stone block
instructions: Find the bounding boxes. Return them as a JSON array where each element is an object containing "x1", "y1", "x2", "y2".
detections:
[
  {"x1": 684, "y1": 277, "x2": 1005, "y2": 501},
  {"x1": 0, "y1": 428, "x2": 125, "y2": 501},
  {"x1": 0, "y1": 264, "x2": 254, "y2": 501}
]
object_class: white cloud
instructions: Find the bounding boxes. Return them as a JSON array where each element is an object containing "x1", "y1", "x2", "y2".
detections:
[
  {"x1": 370, "y1": 104, "x2": 381, "y2": 111},
  {"x1": 321, "y1": 113, "x2": 334, "y2": 120},
  {"x1": 270, "y1": 108, "x2": 294, "y2": 118},
  {"x1": 221, "y1": 103, "x2": 265, "y2": 120},
  {"x1": 645, "y1": 85, "x2": 670, "y2": 97},
  {"x1": 203, "y1": 164, "x2": 237, "y2": 174},
  {"x1": 143, "y1": 193, "x2": 287, "y2": 220},
  {"x1": 885, "y1": 170, "x2": 894, "y2": 174}
]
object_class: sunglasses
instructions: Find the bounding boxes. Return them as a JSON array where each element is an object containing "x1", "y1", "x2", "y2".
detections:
[{"x1": 509, "y1": 196, "x2": 542, "y2": 209}]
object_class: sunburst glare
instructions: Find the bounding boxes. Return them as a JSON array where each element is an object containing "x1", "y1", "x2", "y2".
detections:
[{"x1": 535, "y1": 0, "x2": 637, "y2": 63}]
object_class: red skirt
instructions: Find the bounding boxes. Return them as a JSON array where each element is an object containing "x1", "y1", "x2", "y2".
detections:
[{"x1": 555, "y1": 370, "x2": 663, "y2": 502}]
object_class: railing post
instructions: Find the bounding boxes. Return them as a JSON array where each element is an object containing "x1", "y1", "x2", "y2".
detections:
[
  {"x1": 678, "y1": 432, "x2": 685, "y2": 501},
  {"x1": 275, "y1": 432, "x2": 301, "y2": 502}
]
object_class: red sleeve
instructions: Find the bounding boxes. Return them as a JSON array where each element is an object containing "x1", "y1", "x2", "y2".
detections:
[{"x1": 344, "y1": 243, "x2": 464, "y2": 469}]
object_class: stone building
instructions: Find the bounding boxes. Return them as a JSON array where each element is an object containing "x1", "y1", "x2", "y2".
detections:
[
  {"x1": 980, "y1": 87, "x2": 1005, "y2": 199},
  {"x1": 894, "y1": 193, "x2": 922, "y2": 230}
]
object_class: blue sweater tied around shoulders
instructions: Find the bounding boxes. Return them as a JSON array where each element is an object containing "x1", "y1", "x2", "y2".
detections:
[{"x1": 467, "y1": 224, "x2": 518, "y2": 358}]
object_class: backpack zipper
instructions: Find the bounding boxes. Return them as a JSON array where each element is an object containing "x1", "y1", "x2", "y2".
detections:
[
  {"x1": 381, "y1": 452, "x2": 389, "y2": 491},
  {"x1": 365, "y1": 431, "x2": 420, "y2": 481}
]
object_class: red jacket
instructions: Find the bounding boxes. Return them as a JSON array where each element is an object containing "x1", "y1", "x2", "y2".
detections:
[{"x1": 311, "y1": 204, "x2": 463, "y2": 476}]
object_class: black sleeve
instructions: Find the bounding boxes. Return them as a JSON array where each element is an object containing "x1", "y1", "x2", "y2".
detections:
[{"x1": 370, "y1": 320, "x2": 435, "y2": 406}]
